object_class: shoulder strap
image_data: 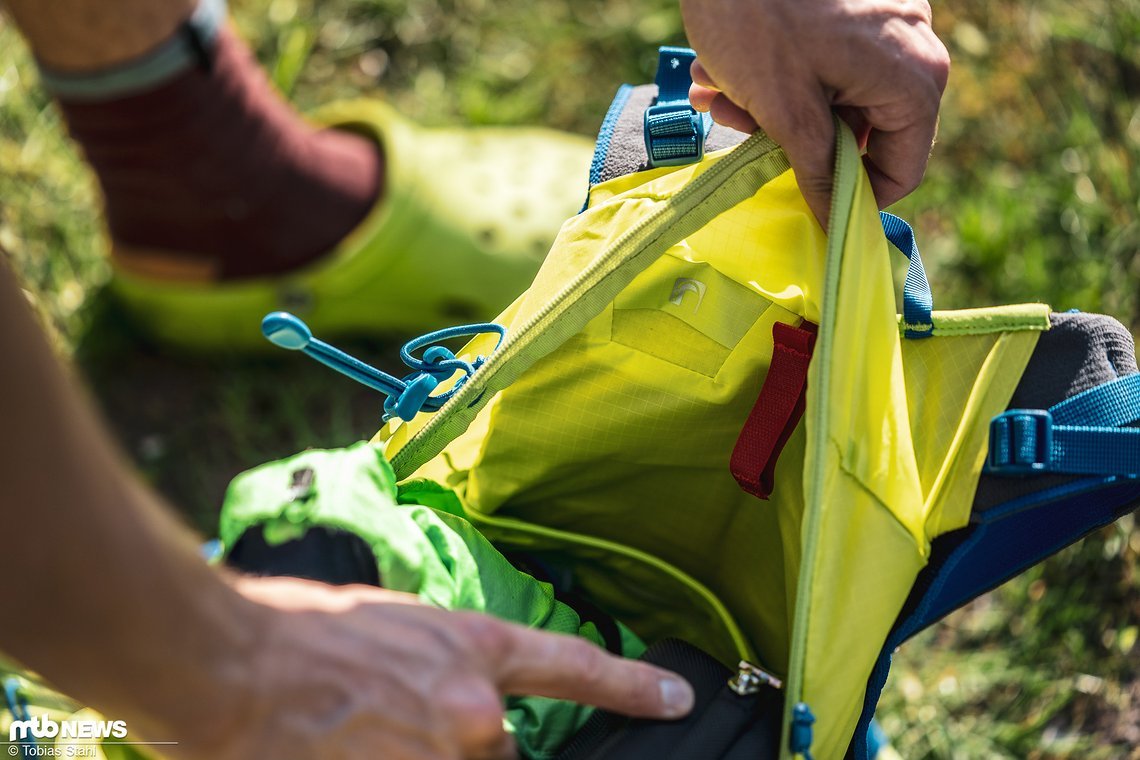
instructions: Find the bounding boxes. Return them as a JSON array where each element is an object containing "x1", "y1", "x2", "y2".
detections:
[{"x1": 986, "y1": 372, "x2": 1140, "y2": 475}]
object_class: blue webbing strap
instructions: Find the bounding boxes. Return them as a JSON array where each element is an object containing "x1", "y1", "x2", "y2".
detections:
[
  {"x1": 880, "y1": 211, "x2": 934, "y2": 339},
  {"x1": 644, "y1": 47, "x2": 712, "y2": 168},
  {"x1": 1049, "y1": 371, "x2": 1140, "y2": 426},
  {"x1": 987, "y1": 373, "x2": 1140, "y2": 476}
]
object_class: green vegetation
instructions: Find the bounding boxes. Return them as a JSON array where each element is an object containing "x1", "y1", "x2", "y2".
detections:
[{"x1": 1, "y1": 0, "x2": 1138, "y2": 756}]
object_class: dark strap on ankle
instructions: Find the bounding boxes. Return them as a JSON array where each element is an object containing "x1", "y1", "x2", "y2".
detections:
[{"x1": 37, "y1": 0, "x2": 225, "y2": 100}]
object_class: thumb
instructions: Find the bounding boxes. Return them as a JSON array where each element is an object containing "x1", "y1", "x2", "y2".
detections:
[
  {"x1": 861, "y1": 115, "x2": 939, "y2": 209},
  {"x1": 752, "y1": 83, "x2": 837, "y2": 229}
]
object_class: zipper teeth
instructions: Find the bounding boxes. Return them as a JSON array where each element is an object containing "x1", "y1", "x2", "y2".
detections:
[
  {"x1": 392, "y1": 132, "x2": 781, "y2": 472},
  {"x1": 782, "y1": 118, "x2": 856, "y2": 759}
]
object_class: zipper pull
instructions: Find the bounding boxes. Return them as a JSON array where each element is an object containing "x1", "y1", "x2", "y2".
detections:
[
  {"x1": 727, "y1": 660, "x2": 783, "y2": 695},
  {"x1": 790, "y1": 702, "x2": 816, "y2": 760}
]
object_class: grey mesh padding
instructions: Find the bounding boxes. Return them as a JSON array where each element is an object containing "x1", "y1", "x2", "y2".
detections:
[{"x1": 594, "y1": 85, "x2": 749, "y2": 185}]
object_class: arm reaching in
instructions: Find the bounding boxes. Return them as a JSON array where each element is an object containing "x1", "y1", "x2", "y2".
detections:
[
  {"x1": 680, "y1": 0, "x2": 951, "y2": 225},
  {"x1": 0, "y1": 258, "x2": 693, "y2": 759}
]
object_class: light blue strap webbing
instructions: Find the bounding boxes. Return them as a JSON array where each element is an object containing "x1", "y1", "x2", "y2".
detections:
[
  {"x1": 37, "y1": 0, "x2": 227, "y2": 100},
  {"x1": 1049, "y1": 372, "x2": 1140, "y2": 426},
  {"x1": 987, "y1": 373, "x2": 1140, "y2": 476},
  {"x1": 644, "y1": 47, "x2": 712, "y2": 168},
  {"x1": 880, "y1": 212, "x2": 934, "y2": 339}
]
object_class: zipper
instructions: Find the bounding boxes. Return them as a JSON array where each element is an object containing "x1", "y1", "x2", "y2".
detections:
[
  {"x1": 779, "y1": 118, "x2": 861, "y2": 760},
  {"x1": 729, "y1": 660, "x2": 784, "y2": 695},
  {"x1": 389, "y1": 132, "x2": 790, "y2": 479}
]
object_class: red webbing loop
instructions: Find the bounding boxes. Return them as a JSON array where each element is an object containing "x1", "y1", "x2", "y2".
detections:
[{"x1": 730, "y1": 320, "x2": 818, "y2": 499}]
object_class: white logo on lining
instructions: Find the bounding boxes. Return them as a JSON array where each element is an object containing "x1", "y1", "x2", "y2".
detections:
[{"x1": 669, "y1": 278, "x2": 707, "y2": 311}]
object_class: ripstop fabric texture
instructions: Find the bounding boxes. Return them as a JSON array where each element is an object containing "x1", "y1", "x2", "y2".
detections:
[{"x1": 375, "y1": 119, "x2": 1048, "y2": 758}]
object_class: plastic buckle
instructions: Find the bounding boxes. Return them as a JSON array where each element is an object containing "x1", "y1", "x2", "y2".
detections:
[
  {"x1": 986, "y1": 409, "x2": 1054, "y2": 474},
  {"x1": 644, "y1": 101, "x2": 706, "y2": 168}
]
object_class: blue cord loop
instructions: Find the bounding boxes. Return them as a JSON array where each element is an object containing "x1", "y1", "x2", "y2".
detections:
[
  {"x1": 261, "y1": 312, "x2": 506, "y2": 423},
  {"x1": 880, "y1": 212, "x2": 934, "y2": 340}
]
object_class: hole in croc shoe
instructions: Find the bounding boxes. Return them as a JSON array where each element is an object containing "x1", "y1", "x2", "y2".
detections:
[
  {"x1": 531, "y1": 239, "x2": 549, "y2": 258},
  {"x1": 512, "y1": 203, "x2": 529, "y2": 220},
  {"x1": 278, "y1": 286, "x2": 314, "y2": 314},
  {"x1": 478, "y1": 228, "x2": 499, "y2": 247},
  {"x1": 439, "y1": 298, "x2": 481, "y2": 321}
]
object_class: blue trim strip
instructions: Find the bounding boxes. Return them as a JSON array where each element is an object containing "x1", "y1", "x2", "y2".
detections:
[{"x1": 588, "y1": 83, "x2": 634, "y2": 189}]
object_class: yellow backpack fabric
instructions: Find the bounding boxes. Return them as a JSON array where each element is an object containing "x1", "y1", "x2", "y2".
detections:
[{"x1": 376, "y1": 124, "x2": 1049, "y2": 758}]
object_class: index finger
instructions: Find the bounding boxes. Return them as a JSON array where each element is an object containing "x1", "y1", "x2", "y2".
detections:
[{"x1": 488, "y1": 623, "x2": 694, "y2": 720}]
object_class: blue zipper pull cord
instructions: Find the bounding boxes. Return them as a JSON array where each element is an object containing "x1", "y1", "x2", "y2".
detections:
[
  {"x1": 790, "y1": 702, "x2": 816, "y2": 760},
  {"x1": 261, "y1": 312, "x2": 506, "y2": 423},
  {"x1": 5, "y1": 676, "x2": 35, "y2": 756}
]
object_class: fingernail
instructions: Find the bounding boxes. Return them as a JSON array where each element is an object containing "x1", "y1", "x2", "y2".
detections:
[{"x1": 659, "y1": 676, "x2": 694, "y2": 718}]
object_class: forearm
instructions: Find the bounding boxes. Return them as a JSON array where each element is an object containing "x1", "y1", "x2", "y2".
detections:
[{"x1": 0, "y1": 259, "x2": 261, "y2": 740}]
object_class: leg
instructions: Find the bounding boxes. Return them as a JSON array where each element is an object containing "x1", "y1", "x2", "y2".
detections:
[
  {"x1": 2, "y1": 0, "x2": 592, "y2": 348},
  {"x1": 4, "y1": 0, "x2": 196, "y2": 71},
  {"x1": 3, "y1": 0, "x2": 381, "y2": 280}
]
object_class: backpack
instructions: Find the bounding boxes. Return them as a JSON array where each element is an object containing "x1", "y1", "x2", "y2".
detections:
[{"x1": 250, "y1": 47, "x2": 1140, "y2": 759}]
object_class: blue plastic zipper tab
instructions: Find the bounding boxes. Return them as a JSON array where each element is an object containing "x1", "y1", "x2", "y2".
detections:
[
  {"x1": 261, "y1": 312, "x2": 506, "y2": 423},
  {"x1": 790, "y1": 702, "x2": 816, "y2": 760}
]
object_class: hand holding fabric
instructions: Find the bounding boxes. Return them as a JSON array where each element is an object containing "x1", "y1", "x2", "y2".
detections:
[{"x1": 680, "y1": 0, "x2": 950, "y2": 225}]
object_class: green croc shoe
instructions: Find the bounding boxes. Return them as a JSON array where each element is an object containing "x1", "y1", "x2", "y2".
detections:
[{"x1": 110, "y1": 100, "x2": 593, "y2": 351}]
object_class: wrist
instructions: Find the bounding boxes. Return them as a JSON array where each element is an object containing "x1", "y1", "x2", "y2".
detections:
[{"x1": 134, "y1": 569, "x2": 271, "y2": 749}]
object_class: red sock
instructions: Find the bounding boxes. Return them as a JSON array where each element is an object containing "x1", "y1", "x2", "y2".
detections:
[{"x1": 58, "y1": 27, "x2": 382, "y2": 281}]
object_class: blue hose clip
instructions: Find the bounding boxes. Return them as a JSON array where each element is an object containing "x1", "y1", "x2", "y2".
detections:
[{"x1": 261, "y1": 312, "x2": 506, "y2": 423}]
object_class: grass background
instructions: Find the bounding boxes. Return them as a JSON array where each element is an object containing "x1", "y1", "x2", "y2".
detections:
[{"x1": 1, "y1": 0, "x2": 1139, "y2": 756}]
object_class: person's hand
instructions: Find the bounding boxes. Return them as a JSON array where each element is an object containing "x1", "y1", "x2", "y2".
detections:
[
  {"x1": 680, "y1": 0, "x2": 950, "y2": 225},
  {"x1": 170, "y1": 577, "x2": 694, "y2": 760}
]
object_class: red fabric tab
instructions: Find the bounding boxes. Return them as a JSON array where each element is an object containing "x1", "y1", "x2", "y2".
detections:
[{"x1": 730, "y1": 320, "x2": 818, "y2": 500}]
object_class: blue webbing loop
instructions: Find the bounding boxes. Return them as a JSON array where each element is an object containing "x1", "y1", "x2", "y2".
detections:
[
  {"x1": 644, "y1": 47, "x2": 712, "y2": 168},
  {"x1": 986, "y1": 373, "x2": 1140, "y2": 476},
  {"x1": 880, "y1": 212, "x2": 934, "y2": 339},
  {"x1": 261, "y1": 312, "x2": 506, "y2": 423}
]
